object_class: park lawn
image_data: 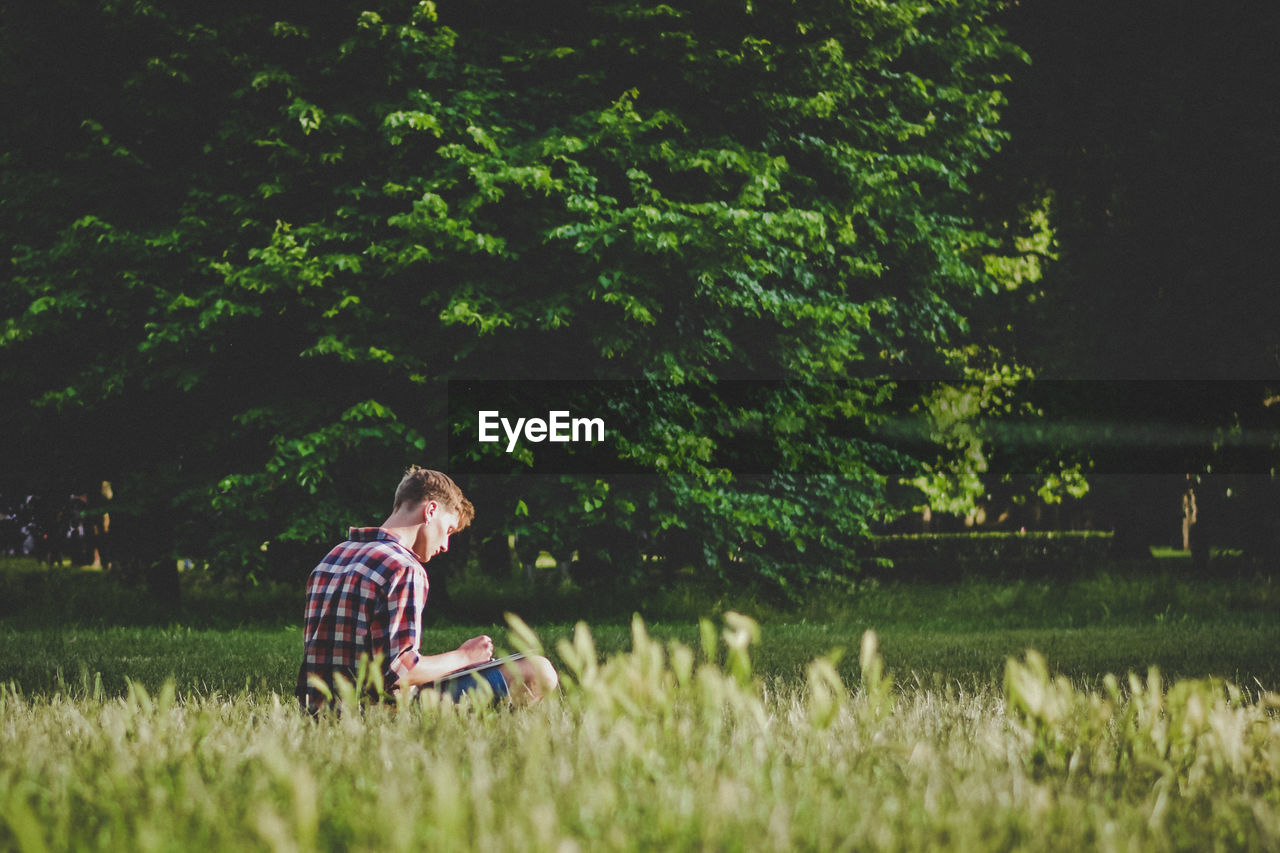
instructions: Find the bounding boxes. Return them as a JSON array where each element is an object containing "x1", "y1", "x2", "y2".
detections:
[
  {"x1": 2, "y1": 555, "x2": 1279, "y2": 696},
  {"x1": 3, "y1": 618, "x2": 1280, "y2": 699}
]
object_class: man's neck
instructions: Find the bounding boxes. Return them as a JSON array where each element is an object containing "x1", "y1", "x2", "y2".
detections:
[{"x1": 380, "y1": 510, "x2": 422, "y2": 555}]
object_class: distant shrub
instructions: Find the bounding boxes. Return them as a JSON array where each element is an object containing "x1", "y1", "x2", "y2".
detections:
[{"x1": 867, "y1": 531, "x2": 1114, "y2": 580}]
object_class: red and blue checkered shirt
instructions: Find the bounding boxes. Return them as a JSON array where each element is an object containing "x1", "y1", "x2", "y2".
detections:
[{"x1": 295, "y1": 528, "x2": 427, "y2": 709}]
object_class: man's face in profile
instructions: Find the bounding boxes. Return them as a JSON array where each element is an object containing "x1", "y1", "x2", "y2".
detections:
[{"x1": 414, "y1": 502, "x2": 460, "y2": 562}]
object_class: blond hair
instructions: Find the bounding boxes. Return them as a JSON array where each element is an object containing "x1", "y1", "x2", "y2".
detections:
[{"x1": 393, "y1": 466, "x2": 475, "y2": 530}]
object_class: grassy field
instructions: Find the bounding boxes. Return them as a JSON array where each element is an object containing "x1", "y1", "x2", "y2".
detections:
[{"x1": 1, "y1": 557, "x2": 1278, "y2": 851}]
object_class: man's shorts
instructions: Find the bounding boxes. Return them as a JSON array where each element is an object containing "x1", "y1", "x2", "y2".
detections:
[{"x1": 423, "y1": 654, "x2": 524, "y2": 704}]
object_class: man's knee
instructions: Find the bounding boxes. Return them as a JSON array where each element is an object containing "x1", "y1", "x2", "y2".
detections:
[
  {"x1": 531, "y1": 654, "x2": 558, "y2": 692},
  {"x1": 510, "y1": 654, "x2": 558, "y2": 701}
]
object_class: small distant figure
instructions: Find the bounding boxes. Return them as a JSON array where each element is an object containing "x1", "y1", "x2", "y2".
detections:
[{"x1": 295, "y1": 466, "x2": 557, "y2": 712}]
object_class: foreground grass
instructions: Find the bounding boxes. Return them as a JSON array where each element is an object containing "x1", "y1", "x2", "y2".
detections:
[
  {"x1": 3, "y1": 558, "x2": 1278, "y2": 850},
  {"x1": 2, "y1": 618, "x2": 1278, "y2": 852}
]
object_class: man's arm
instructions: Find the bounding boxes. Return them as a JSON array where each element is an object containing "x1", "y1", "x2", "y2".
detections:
[{"x1": 399, "y1": 635, "x2": 494, "y2": 688}]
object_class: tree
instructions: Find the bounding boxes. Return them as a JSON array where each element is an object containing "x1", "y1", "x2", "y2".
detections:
[
  {"x1": 2, "y1": 0, "x2": 1028, "y2": 597},
  {"x1": 967, "y1": 0, "x2": 1280, "y2": 560}
]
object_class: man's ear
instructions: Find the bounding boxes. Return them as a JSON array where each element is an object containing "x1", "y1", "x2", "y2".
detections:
[{"x1": 423, "y1": 500, "x2": 439, "y2": 521}]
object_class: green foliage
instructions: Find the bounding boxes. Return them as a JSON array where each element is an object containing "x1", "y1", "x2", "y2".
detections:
[{"x1": 2, "y1": 1, "x2": 1029, "y2": 590}]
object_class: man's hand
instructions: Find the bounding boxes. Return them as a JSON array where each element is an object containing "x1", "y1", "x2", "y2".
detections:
[{"x1": 459, "y1": 635, "x2": 494, "y2": 665}]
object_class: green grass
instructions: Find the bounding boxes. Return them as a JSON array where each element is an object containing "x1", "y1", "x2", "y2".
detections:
[
  {"x1": 3, "y1": 554, "x2": 1279, "y2": 695},
  {"x1": 1, "y1": 557, "x2": 1278, "y2": 850},
  {"x1": 5, "y1": 619, "x2": 1279, "y2": 704},
  {"x1": 1, "y1": 617, "x2": 1278, "y2": 852}
]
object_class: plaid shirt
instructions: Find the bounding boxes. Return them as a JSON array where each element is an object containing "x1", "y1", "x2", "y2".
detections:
[{"x1": 295, "y1": 528, "x2": 427, "y2": 709}]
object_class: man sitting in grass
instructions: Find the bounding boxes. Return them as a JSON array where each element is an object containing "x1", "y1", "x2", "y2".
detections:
[{"x1": 296, "y1": 466, "x2": 558, "y2": 711}]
